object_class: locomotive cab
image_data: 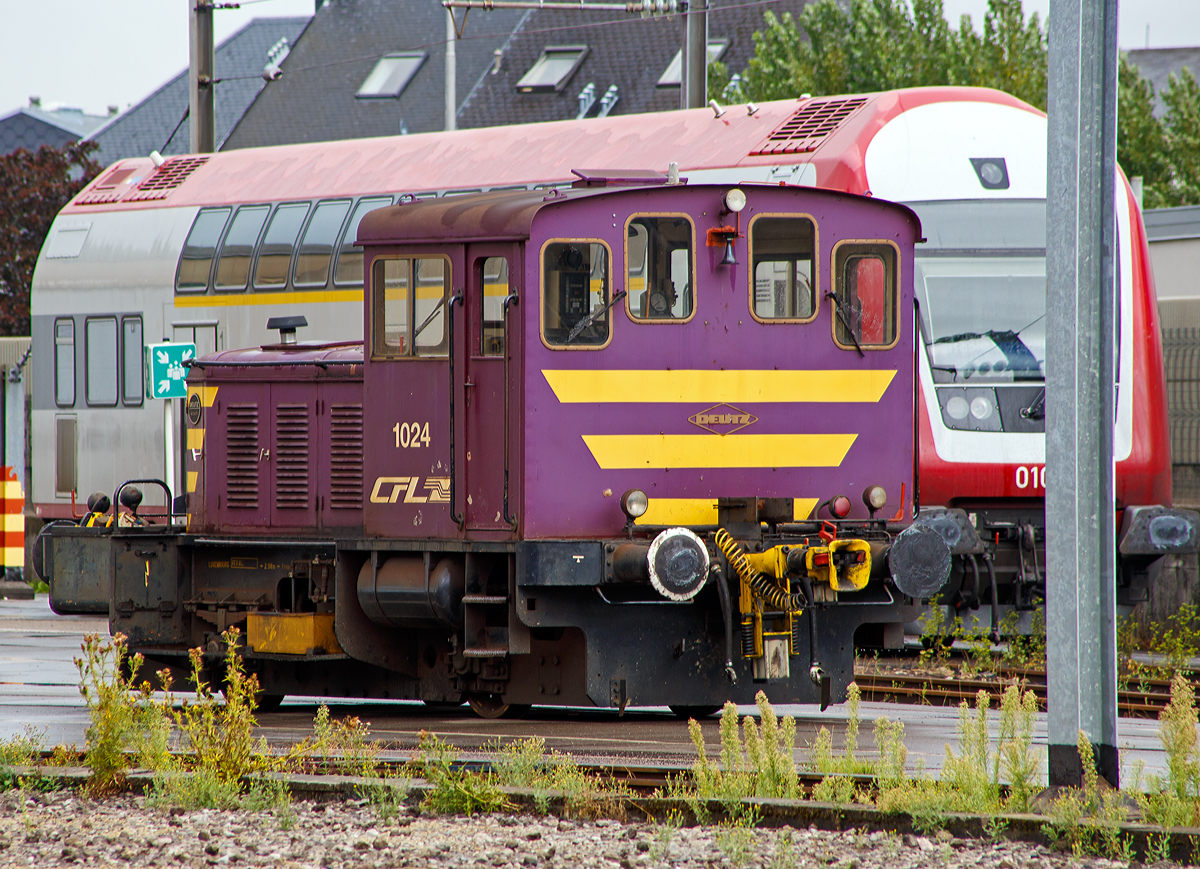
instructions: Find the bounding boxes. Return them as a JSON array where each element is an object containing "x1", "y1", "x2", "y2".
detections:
[{"x1": 46, "y1": 179, "x2": 941, "y2": 716}]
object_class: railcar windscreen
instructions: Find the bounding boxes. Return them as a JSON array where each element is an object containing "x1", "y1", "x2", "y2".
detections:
[
  {"x1": 626, "y1": 216, "x2": 693, "y2": 321},
  {"x1": 294, "y1": 199, "x2": 351, "y2": 287},
  {"x1": 832, "y1": 242, "x2": 898, "y2": 349},
  {"x1": 254, "y1": 202, "x2": 310, "y2": 289},
  {"x1": 749, "y1": 216, "x2": 816, "y2": 322},
  {"x1": 176, "y1": 208, "x2": 231, "y2": 292},
  {"x1": 542, "y1": 242, "x2": 611, "y2": 347},
  {"x1": 371, "y1": 257, "x2": 449, "y2": 357}
]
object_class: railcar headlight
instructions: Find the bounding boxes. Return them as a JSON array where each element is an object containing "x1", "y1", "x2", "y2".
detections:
[
  {"x1": 724, "y1": 188, "x2": 747, "y2": 213},
  {"x1": 620, "y1": 488, "x2": 649, "y2": 521},
  {"x1": 862, "y1": 485, "x2": 888, "y2": 512},
  {"x1": 969, "y1": 395, "x2": 995, "y2": 421},
  {"x1": 945, "y1": 396, "x2": 969, "y2": 420}
]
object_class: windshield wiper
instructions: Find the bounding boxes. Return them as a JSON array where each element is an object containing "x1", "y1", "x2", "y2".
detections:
[
  {"x1": 824, "y1": 292, "x2": 864, "y2": 358},
  {"x1": 566, "y1": 290, "x2": 627, "y2": 343},
  {"x1": 412, "y1": 299, "x2": 446, "y2": 345},
  {"x1": 1020, "y1": 388, "x2": 1045, "y2": 420}
]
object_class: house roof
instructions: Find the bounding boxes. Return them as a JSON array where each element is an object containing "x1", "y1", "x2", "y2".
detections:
[
  {"x1": 1144, "y1": 205, "x2": 1200, "y2": 242},
  {"x1": 457, "y1": 0, "x2": 808, "y2": 129},
  {"x1": 0, "y1": 106, "x2": 112, "y2": 155},
  {"x1": 87, "y1": 16, "x2": 311, "y2": 164},
  {"x1": 222, "y1": 0, "x2": 529, "y2": 148},
  {"x1": 1127, "y1": 47, "x2": 1200, "y2": 114}
]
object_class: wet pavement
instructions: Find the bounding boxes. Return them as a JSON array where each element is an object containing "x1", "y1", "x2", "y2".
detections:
[{"x1": 0, "y1": 595, "x2": 1173, "y2": 779}]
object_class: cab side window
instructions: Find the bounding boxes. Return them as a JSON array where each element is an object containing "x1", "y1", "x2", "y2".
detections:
[
  {"x1": 176, "y1": 208, "x2": 231, "y2": 292},
  {"x1": 371, "y1": 257, "x2": 449, "y2": 358},
  {"x1": 750, "y1": 216, "x2": 816, "y2": 322},
  {"x1": 626, "y1": 216, "x2": 693, "y2": 321},
  {"x1": 832, "y1": 241, "x2": 899, "y2": 349},
  {"x1": 542, "y1": 241, "x2": 611, "y2": 347}
]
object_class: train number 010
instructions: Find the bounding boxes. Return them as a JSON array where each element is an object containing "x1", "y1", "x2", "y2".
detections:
[
  {"x1": 1015, "y1": 465, "x2": 1045, "y2": 490},
  {"x1": 393, "y1": 421, "x2": 431, "y2": 448}
]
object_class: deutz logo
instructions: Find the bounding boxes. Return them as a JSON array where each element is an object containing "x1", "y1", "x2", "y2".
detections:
[{"x1": 688, "y1": 403, "x2": 758, "y2": 435}]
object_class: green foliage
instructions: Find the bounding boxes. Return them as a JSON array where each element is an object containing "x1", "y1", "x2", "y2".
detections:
[
  {"x1": 997, "y1": 684, "x2": 1040, "y2": 812},
  {"x1": 999, "y1": 609, "x2": 1047, "y2": 670},
  {"x1": 689, "y1": 693, "x2": 799, "y2": 801},
  {"x1": 715, "y1": 808, "x2": 759, "y2": 868},
  {"x1": 418, "y1": 730, "x2": 508, "y2": 815},
  {"x1": 0, "y1": 141, "x2": 102, "y2": 335},
  {"x1": 1119, "y1": 60, "x2": 1200, "y2": 208},
  {"x1": 311, "y1": 704, "x2": 379, "y2": 777},
  {"x1": 1132, "y1": 671, "x2": 1200, "y2": 828},
  {"x1": 735, "y1": 0, "x2": 1046, "y2": 109},
  {"x1": 491, "y1": 735, "x2": 548, "y2": 788},
  {"x1": 74, "y1": 632, "x2": 168, "y2": 794},
  {"x1": 1044, "y1": 733, "x2": 1131, "y2": 860}
]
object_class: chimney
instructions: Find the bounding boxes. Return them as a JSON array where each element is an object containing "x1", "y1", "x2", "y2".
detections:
[
  {"x1": 107, "y1": 105, "x2": 119, "y2": 116},
  {"x1": 28, "y1": 96, "x2": 40, "y2": 108}
]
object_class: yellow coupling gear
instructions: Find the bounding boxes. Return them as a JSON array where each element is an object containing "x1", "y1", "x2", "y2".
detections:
[
  {"x1": 714, "y1": 529, "x2": 804, "y2": 660},
  {"x1": 805, "y1": 539, "x2": 872, "y2": 591}
]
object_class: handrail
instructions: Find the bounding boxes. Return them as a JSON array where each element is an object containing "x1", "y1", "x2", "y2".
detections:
[
  {"x1": 502, "y1": 291, "x2": 520, "y2": 530},
  {"x1": 447, "y1": 291, "x2": 466, "y2": 529}
]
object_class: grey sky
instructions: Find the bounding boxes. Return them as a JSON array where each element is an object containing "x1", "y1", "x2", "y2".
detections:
[{"x1": 2, "y1": 0, "x2": 1198, "y2": 122}]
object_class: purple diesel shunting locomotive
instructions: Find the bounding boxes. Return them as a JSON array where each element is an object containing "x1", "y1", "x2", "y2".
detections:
[{"x1": 43, "y1": 177, "x2": 950, "y2": 717}]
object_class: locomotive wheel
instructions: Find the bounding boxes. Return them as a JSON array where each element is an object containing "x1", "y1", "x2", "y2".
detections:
[
  {"x1": 467, "y1": 694, "x2": 530, "y2": 719},
  {"x1": 668, "y1": 705, "x2": 722, "y2": 720}
]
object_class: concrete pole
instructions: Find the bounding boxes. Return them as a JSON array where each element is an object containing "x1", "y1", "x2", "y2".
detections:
[
  {"x1": 189, "y1": 0, "x2": 216, "y2": 153},
  {"x1": 1045, "y1": 0, "x2": 1121, "y2": 786},
  {"x1": 445, "y1": 8, "x2": 457, "y2": 132},
  {"x1": 684, "y1": 0, "x2": 707, "y2": 109}
]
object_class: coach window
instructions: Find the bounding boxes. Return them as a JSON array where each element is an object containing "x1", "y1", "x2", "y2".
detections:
[
  {"x1": 831, "y1": 240, "x2": 899, "y2": 350},
  {"x1": 481, "y1": 257, "x2": 509, "y2": 355},
  {"x1": 749, "y1": 215, "x2": 817, "y2": 322},
  {"x1": 54, "y1": 319, "x2": 75, "y2": 407},
  {"x1": 371, "y1": 257, "x2": 449, "y2": 358},
  {"x1": 542, "y1": 241, "x2": 612, "y2": 348},
  {"x1": 625, "y1": 216, "x2": 693, "y2": 322},
  {"x1": 85, "y1": 317, "x2": 118, "y2": 407},
  {"x1": 121, "y1": 317, "x2": 143, "y2": 406},
  {"x1": 334, "y1": 197, "x2": 393, "y2": 287},
  {"x1": 215, "y1": 205, "x2": 269, "y2": 291},
  {"x1": 176, "y1": 207, "x2": 230, "y2": 292},
  {"x1": 294, "y1": 199, "x2": 351, "y2": 287},
  {"x1": 254, "y1": 202, "x2": 310, "y2": 289}
]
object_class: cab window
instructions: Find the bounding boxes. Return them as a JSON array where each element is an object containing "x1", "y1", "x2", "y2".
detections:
[
  {"x1": 176, "y1": 207, "x2": 230, "y2": 292},
  {"x1": 371, "y1": 257, "x2": 448, "y2": 357},
  {"x1": 542, "y1": 241, "x2": 611, "y2": 347},
  {"x1": 749, "y1": 216, "x2": 816, "y2": 321},
  {"x1": 215, "y1": 205, "x2": 269, "y2": 291},
  {"x1": 481, "y1": 257, "x2": 509, "y2": 356},
  {"x1": 832, "y1": 241, "x2": 899, "y2": 349},
  {"x1": 626, "y1": 216, "x2": 693, "y2": 321},
  {"x1": 254, "y1": 202, "x2": 310, "y2": 289}
]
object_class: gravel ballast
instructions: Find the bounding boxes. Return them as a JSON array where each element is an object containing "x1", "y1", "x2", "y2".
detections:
[{"x1": 0, "y1": 790, "x2": 1136, "y2": 869}]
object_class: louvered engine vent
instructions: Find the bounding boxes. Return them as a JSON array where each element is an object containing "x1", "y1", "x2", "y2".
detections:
[
  {"x1": 274, "y1": 404, "x2": 311, "y2": 509},
  {"x1": 75, "y1": 165, "x2": 140, "y2": 206},
  {"x1": 124, "y1": 156, "x2": 210, "y2": 202},
  {"x1": 225, "y1": 404, "x2": 260, "y2": 509},
  {"x1": 750, "y1": 96, "x2": 869, "y2": 156},
  {"x1": 329, "y1": 404, "x2": 364, "y2": 510}
]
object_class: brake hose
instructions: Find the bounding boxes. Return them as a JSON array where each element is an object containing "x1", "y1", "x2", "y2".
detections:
[
  {"x1": 714, "y1": 528, "x2": 806, "y2": 611},
  {"x1": 710, "y1": 564, "x2": 737, "y2": 685}
]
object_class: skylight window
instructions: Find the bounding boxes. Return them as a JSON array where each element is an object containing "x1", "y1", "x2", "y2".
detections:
[
  {"x1": 516, "y1": 46, "x2": 588, "y2": 92},
  {"x1": 657, "y1": 40, "x2": 729, "y2": 87},
  {"x1": 357, "y1": 52, "x2": 427, "y2": 98}
]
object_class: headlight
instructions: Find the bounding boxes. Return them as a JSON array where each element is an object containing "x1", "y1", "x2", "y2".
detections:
[
  {"x1": 724, "y1": 188, "x2": 747, "y2": 212},
  {"x1": 620, "y1": 488, "x2": 649, "y2": 521},
  {"x1": 862, "y1": 485, "x2": 888, "y2": 512},
  {"x1": 945, "y1": 396, "x2": 969, "y2": 420},
  {"x1": 970, "y1": 395, "x2": 994, "y2": 420}
]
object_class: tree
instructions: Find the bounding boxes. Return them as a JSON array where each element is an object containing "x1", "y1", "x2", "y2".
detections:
[
  {"x1": 1119, "y1": 60, "x2": 1200, "y2": 208},
  {"x1": 714, "y1": 0, "x2": 1046, "y2": 110},
  {"x1": 0, "y1": 142, "x2": 102, "y2": 336}
]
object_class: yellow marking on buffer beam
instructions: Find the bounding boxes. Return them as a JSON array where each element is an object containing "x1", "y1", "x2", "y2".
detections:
[
  {"x1": 583, "y1": 434, "x2": 856, "y2": 469},
  {"x1": 543, "y1": 369, "x2": 895, "y2": 403},
  {"x1": 635, "y1": 497, "x2": 819, "y2": 525}
]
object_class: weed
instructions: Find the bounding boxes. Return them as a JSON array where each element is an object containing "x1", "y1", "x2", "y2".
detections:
[
  {"x1": 715, "y1": 808, "x2": 759, "y2": 869},
  {"x1": 873, "y1": 716, "x2": 907, "y2": 791},
  {"x1": 999, "y1": 609, "x2": 1047, "y2": 670},
  {"x1": 491, "y1": 736, "x2": 548, "y2": 788},
  {"x1": 918, "y1": 597, "x2": 952, "y2": 669},
  {"x1": 1135, "y1": 670, "x2": 1200, "y2": 828},
  {"x1": 941, "y1": 691, "x2": 998, "y2": 810},
  {"x1": 74, "y1": 632, "x2": 170, "y2": 794},
  {"x1": 311, "y1": 704, "x2": 379, "y2": 777},
  {"x1": 363, "y1": 774, "x2": 411, "y2": 823},
  {"x1": 690, "y1": 693, "x2": 799, "y2": 801},
  {"x1": 768, "y1": 828, "x2": 794, "y2": 869},
  {"x1": 997, "y1": 684, "x2": 1041, "y2": 813},
  {"x1": 648, "y1": 809, "x2": 683, "y2": 862},
  {"x1": 418, "y1": 730, "x2": 507, "y2": 815}
]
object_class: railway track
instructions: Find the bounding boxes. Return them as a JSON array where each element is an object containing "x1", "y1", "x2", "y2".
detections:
[{"x1": 854, "y1": 669, "x2": 1174, "y2": 718}]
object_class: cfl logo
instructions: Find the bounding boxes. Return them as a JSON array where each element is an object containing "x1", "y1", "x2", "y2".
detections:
[{"x1": 370, "y1": 476, "x2": 451, "y2": 504}]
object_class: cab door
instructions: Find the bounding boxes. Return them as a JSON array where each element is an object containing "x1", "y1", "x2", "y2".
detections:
[
  {"x1": 463, "y1": 244, "x2": 519, "y2": 532},
  {"x1": 362, "y1": 248, "x2": 458, "y2": 540}
]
